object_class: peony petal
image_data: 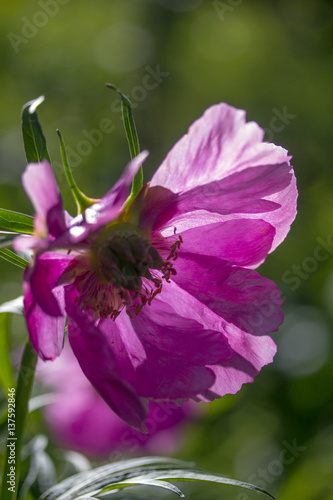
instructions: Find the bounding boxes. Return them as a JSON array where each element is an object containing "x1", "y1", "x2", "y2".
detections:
[
  {"x1": 175, "y1": 162, "x2": 291, "y2": 216},
  {"x1": 112, "y1": 299, "x2": 233, "y2": 400},
  {"x1": 200, "y1": 330, "x2": 277, "y2": 401},
  {"x1": 24, "y1": 270, "x2": 66, "y2": 361},
  {"x1": 172, "y1": 252, "x2": 283, "y2": 336},
  {"x1": 29, "y1": 252, "x2": 75, "y2": 316},
  {"x1": 156, "y1": 279, "x2": 277, "y2": 400},
  {"x1": 150, "y1": 103, "x2": 297, "y2": 251},
  {"x1": 172, "y1": 218, "x2": 275, "y2": 267},
  {"x1": 22, "y1": 161, "x2": 66, "y2": 238},
  {"x1": 151, "y1": 103, "x2": 290, "y2": 192},
  {"x1": 65, "y1": 285, "x2": 149, "y2": 430}
]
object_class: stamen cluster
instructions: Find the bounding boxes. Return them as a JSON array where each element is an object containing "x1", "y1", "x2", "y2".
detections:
[{"x1": 75, "y1": 226, "x2": 183, "y2": 320}]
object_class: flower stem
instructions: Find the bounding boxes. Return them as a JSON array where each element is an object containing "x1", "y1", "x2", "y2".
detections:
[{"x1": 1, "y1": 341, "x2": 37, "y2": 500}]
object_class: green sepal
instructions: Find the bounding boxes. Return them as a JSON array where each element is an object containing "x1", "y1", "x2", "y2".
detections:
[
  {"x1": 106, "y1": 83, "x2": 143, "y2": 204},
  {"x1": 21, "y1": 95, "x2": 51, "y2": 164},
  {"x1": 57, "y1": 129, "x2": 98, "y2": 214}
]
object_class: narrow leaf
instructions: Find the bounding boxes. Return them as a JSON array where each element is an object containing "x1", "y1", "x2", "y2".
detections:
[
  {"x1": 21, "y1": 95, "x2": 51, "y2": 164},
  {"x1": 0, "y1": 209, "x2": 33, "y2": 234},
  {"x1": 0, "y1": 313, "x2": 16, "y2": 391},
  {"x1": 138, "y1": 470, "x2": 277, "y2": 499},
  {"x1": 39, "y1": 458, "x2": 276, "y2": 500},
  {"x1": 0, "y1": 249, "x2": 29, "y2": 269},
  {"x1": 97, "y1": 477, "x2": 184, "y2": 497},
  {"x1": 106, "y1": 84, "x2": 140, "y2": 159},
  {"x1": 40, "y1": 457, "x2": 190, "y2": 500},
  {"x1": 106, "y1": 83, "x2": 143, "y2": 203}
]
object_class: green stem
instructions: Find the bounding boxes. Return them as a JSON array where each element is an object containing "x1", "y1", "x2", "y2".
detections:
[{"x1": 1, "y1": 341, "x2": 37, "y2": 500}]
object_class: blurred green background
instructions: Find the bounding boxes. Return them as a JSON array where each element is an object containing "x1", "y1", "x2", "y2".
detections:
[{"x1": 1, "y1": 0, "x2": 333, "y2": 498}]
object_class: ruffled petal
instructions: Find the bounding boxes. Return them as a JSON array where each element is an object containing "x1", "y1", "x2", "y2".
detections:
[
  {"x1": 150, "y1": 103, "x2": 297, "y2": 251},
  {"x1": 151, "y1": 103, "x2": 290, "y2": 192},
  {"x1": 200, "y1": 330, "x2": 277, "y2": 401},
  {"x1": 23, "y1": 269, "x2": 66, "y2": 361},
  {"x1": 65, "y1": 285, "x2": 148, "y2": 430},
  {"x1": 155, "y1": 279, "x2": 277, "y2": 400},
  {"x1": 170, "y1": 218, "x2": 275, "y2": 267}
]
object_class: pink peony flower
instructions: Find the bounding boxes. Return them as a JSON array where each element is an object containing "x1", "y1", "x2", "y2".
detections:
[
  {"x1": 39, "y1": 344, "x2": 196, "y2": 458},
  {"x1": 15, "y1": 103, "x2": 297, "y2": 430}
]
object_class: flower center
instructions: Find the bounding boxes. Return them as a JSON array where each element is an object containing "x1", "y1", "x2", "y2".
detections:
[{"x1": 82, "y1": 223, "x2": 182, "y2": 319}]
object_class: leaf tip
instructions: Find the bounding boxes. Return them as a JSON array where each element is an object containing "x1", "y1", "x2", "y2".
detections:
[{"x1": 29, "y1": 95, "x2": 45, "y2": 114}]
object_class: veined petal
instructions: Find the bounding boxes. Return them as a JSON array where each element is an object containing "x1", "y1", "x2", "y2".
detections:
[
  {"x1": 113, "y1": 299, "x2": 233, "y2": 400},
  {"x1": 176, "y1": 162, "x2": 292, "y2": 215},
  {"x1": 157, "y1": 279, "x2": 277, "y2": 400},
  {"x1": 200, "y1": 331, "x2": 277, "y2": 401},
  {"x1": 151, "y1": 103, "x2": 290, "y2": 192},
  {"x1": 24, "y1": 270, "x2": 66, "y2": 361},
  {"x1": 170, "y1": 219, "x2": 275, "y2": 267},
  {"x1": 150, "y1": 103, "x2": 297, "y2": 251},
  {"x1": 172, "y1": 252, "x2": 283, "y2": 336}
]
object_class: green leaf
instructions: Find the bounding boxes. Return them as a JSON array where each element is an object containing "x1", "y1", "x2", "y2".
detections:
[
  {"x1": 0, "y1": 313, "x2": 16, "y2": 391},
  {"x1": 39, "y1": 457, "x2": 277, "y2": 500},
  {"x1": 0, "y1": 249, "x2": 29, "y2": 269},
  {"x1": 0, "y1": 209, "x2": 34, "y2": 234},
  {"x1": 106, "y1": 83, "x2": 143, "y2": 203},
  {"x1": 21, "y1": 95, "x2": 51, "y2": 164}
]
